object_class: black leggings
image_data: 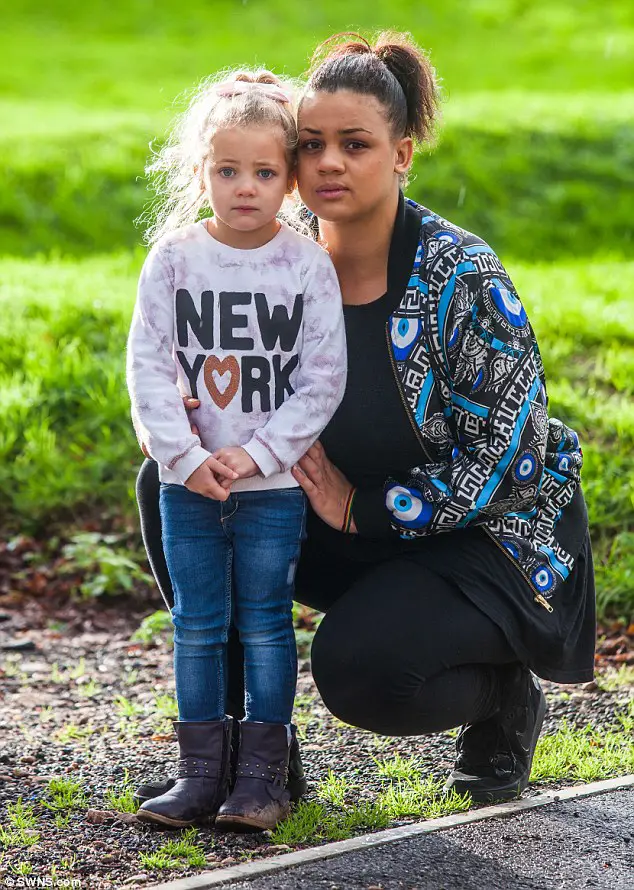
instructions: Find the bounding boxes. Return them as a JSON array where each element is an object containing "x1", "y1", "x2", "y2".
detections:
[{"x1": 136, "y1": 460, "x2": 518, "y2": 735}]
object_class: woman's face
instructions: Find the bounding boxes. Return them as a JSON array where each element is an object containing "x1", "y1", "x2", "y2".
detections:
[{"x1": 296, "y1": 89, "x2": 412, "y2": 223}]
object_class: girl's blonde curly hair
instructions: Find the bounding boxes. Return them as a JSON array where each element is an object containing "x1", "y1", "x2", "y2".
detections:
[{"x1": 139, "y1": 69, "x2": 299, "y2": 246}]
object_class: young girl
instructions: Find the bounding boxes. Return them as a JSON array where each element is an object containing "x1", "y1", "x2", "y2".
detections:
[{"x1": 126, "y1": 70, "x2": 347, "y2": 831}]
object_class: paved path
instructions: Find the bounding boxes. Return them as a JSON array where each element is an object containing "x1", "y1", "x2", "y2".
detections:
[{"x1": 225, "y1": 788, "x2": 633, "y2": 890}]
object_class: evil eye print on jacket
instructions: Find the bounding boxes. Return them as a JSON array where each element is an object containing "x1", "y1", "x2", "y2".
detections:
[
  {"x1": 488, "y1": 276, "x2": 527, "y2": 329},
  {"x1": 385, "y1": 484, "x2": 434, "y2": 529},
  {"x1": 390, "y1": 316, "x2": 423, "y2": 362}
]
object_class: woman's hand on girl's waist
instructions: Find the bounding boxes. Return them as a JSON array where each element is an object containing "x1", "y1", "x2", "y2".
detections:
[{"x1": 292, "y1": 441, "x2": 357, "y2": 534}]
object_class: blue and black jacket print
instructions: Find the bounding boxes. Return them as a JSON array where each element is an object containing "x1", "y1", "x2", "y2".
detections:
[{"x1": 383, "y1": 199, "x2": 583, "y2": 608}]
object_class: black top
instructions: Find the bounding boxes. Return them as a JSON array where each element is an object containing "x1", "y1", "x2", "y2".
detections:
[
  {"x1": 321, "y1": 292, "x2": 423, "y2": 487},
  {"x1": 312, "y1": 192, "x2": 596, "y2": 683},
  {"x1": 321, "y1": 193, "x2": 423, "y2": 537}
]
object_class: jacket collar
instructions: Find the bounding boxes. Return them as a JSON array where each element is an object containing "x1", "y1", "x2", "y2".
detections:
[{"x1": 386, "y1": 192, "x2": 424, "y2": 314}]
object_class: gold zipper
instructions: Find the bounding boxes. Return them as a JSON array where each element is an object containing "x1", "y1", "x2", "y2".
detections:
[
  {"x1": 483, "y1": 527, "x2": 555, "y2": 612},
  {"x1": 534, "y1": 594, "x2": 554, "y2": 613},
  {"x1": 384, "y1": 323, "x2": 434, "y2": 464}
]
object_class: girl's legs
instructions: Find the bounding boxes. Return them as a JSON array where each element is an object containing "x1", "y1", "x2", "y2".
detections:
[
  {"x1": 134, "y1": 463, "x2": 308, "y2": 809},
  {"x1": 136, "y1": 459, "x2": 245, "y2": 717},
  {"x1": 136, "y1": 483, "x2": 234, "y2": 827},
  {"x1": 215, "y1": 488, "x2": 306, "y2": 831},
  {"x1": 159, "y1": 483, "x2": 232, "y2": 721},
  {"x1": 230, "y1": 488, "x2": 306, "y2": 724}
]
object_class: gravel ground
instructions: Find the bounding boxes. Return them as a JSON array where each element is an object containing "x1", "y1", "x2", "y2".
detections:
[{"x1": 0, "y1": 596, "x2": 632, "y2": 889}]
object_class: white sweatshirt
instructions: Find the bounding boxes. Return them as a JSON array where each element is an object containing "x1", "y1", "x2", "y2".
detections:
[{"x1": 126, "y1": 220, "x2": 347, "y2": 491}]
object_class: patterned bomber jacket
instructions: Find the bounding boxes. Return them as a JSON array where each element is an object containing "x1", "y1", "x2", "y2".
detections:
[{"x1": 383, "y1": 198, "x2": 584, "y2": 609}]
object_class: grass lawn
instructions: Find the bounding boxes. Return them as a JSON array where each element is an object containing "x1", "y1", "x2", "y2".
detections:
[
  {"x1": 3, "y1": 1, "x2": 633, "y2": 107},
  {"x1": 0, "y1": 1, "x2": 632, "y2": 614},
  {"x1": 1, "y1": 253, "x2": 632, "y2": 619},
  {"x1": 1, "y1": 2, "x2": 633, "y2": 257}
]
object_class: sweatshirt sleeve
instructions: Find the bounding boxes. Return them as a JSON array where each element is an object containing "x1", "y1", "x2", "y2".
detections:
[
  {"x1": 351, "y1": 486, "x2": 402, "y2": 539},
  {"x1": 384, "y1": 244, "x2": 550, "y2": 537},
  {"x1": 242, "y1": 249, "x2": 347, "y2": 476},
  {"x1": 126, "y1": 243, "x2": 213, "y2": 483}
]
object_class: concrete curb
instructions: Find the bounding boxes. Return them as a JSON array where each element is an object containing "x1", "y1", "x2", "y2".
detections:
[{"x1": 145, "y1": 774, "x2": 634, "y2": 890}]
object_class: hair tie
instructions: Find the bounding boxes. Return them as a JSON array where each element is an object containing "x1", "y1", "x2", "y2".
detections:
[{"x1": 215, "y1": 80, "x2": 292, "y2": 105}]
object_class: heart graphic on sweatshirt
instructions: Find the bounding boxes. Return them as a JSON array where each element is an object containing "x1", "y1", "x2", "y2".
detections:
[{"x1": 204, "y1": 355, "x2": 240, "y2": 409}]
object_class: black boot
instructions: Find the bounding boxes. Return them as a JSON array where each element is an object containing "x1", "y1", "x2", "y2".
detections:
[
  {"x1": 444, "y1": 664, "x2": 548, "y2": 803},
  {"x1": 287, "y1": 724, "x2": 308, "y2": 799},
  {"x1": 136, "y1": 718, "x2": 232, "y2": 828},
  {"x1": 134, "y1": 721, "x2": 307, "y2": 806},
  {"x1": 214, "y1": 721, "x2": 292, "y2": 832}
]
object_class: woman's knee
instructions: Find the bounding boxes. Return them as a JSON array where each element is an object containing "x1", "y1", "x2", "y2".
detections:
[
  {"x1": 312, "y1": 650, "x2": 452, "y2": 735},
  {"x1": 309, "y1": 614, "x2": 454, "y2": 735},
  {"x1": 310, "y1": 620, "x2": 396, "y2": 728}
]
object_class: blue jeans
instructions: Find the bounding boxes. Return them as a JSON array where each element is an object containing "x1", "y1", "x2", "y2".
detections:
[{"x1": 159, "y1": 484, "x2": 306, "y2": 724}]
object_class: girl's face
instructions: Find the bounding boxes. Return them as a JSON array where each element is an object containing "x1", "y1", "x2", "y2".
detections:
[
  {"x1": 203, "y1": 125, "x2": 292, "y2": 238},
  {"x1": 296, "y1": 90, "x2": 412, "y2": 223}
]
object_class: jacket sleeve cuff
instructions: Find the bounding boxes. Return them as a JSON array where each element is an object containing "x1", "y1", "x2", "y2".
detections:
[
  {"x1": 171, "y1": 444, "x2": 213, "y2": 485},
  {"x1": 352, "y1": 486, "x2": 400, "y2": 539},
  {"x1": 242, "y1": 436, "x2": 282, "y2": 479}
]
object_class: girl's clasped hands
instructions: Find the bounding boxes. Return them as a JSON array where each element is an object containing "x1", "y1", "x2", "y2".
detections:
[
  {"x1": 177, "y1": 396, "x2": 259, "y2": 499},
  {"x1": 180, "y1": 395, "x2": 355, "y2": 530}
]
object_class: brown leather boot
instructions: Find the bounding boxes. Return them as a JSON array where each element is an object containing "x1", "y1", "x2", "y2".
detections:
[
  {"x1": 136, "y1": 718, "x2": 232, "y2": 828},
  {"x1": 134, "y1": 721, "x2": 307, "y2": 806},
  {"x1": 214, "y1": 721, "x2": 292, "y2": 832}
]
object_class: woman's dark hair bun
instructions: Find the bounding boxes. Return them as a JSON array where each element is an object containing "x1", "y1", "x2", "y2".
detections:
[
  {"x1": 373, "y1": 33, "x2": 439, "y2": 143},
  {"x1": 306, "y1": 30, "x2": 439, "y2": 145}
]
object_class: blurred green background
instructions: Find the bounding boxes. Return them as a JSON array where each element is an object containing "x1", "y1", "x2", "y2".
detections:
[{"x1": 1, "y1": 0, "x2": 633, "y2": 618}]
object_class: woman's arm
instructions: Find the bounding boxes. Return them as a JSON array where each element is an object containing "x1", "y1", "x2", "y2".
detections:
[
  {"x1": 385, "y1": 242, "x2": 581, "y2": 537},
  {"x1": 292, "y1": 445, "x2": 423, "y2": 538},
  {"x1": 290, "y1": 245, "x2": 582, "y2": 539}
]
